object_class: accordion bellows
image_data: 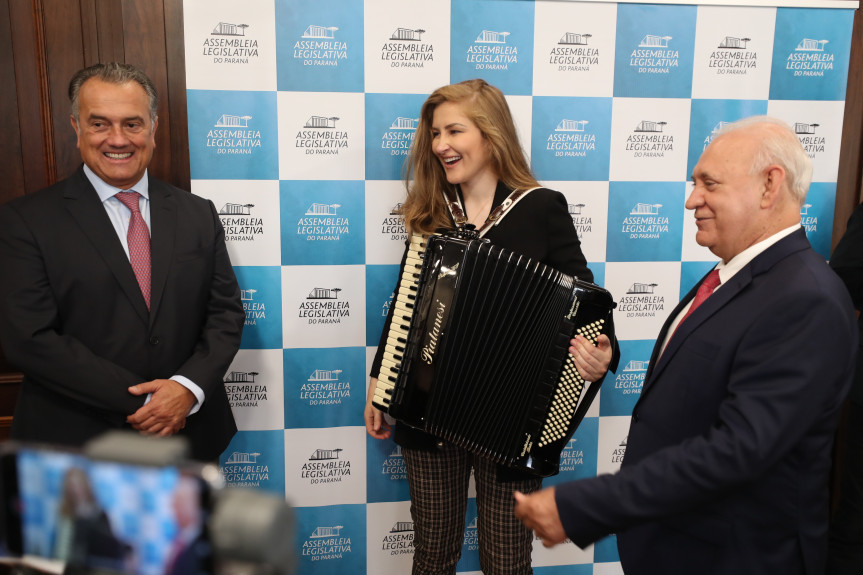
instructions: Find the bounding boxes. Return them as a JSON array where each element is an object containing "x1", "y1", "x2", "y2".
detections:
[{"x1": 373, "y1": 231, "x2": 616, "y2": 477}]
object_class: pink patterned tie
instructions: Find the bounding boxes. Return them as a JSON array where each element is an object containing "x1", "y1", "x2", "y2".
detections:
[
  {"x1": 679, "y1": 269, "x2": 721, "y2": 326},
  {"x1": 115, "y1": 191, "x2": 151, "y2": 309}
]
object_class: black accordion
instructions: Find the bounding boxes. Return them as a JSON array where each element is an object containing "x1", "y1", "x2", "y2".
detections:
[{"x1": 372, "y1": 230, "x2": 616, "y2": 477}]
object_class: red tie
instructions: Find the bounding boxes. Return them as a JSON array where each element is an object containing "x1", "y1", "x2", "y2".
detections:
[
  {"x1": 115, "y1": 191, "x2": 151, "y2": 309},
  {"x1": 679, "y1": 269, "x2": 721, "y2": 326}
]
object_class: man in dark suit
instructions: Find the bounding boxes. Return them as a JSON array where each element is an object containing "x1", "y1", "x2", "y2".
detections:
[
  {"x1": 0, "y1": 63, "x2": 243, "y2": 461},
  {"x1": 514, "y1": 116, "x2": 858, "y2": 574}
]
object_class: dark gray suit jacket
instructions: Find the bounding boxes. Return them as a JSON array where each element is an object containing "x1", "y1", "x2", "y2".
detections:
[{"x1": 0, "y1": 166, "x2": 243, "y2": 460}]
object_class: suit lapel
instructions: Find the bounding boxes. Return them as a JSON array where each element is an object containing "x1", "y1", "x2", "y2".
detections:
[
  {"x1": 148, "y1": 179, "x2": 176, "y2": 325},
  {"x1": 640, "y1": 229, "x2": 812, "y2": 400},
  {"x1": 64, "y1": 168, "x2": 150, "y2": 323}
]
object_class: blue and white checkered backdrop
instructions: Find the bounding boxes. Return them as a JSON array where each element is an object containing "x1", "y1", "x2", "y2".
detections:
[{"x1": 181, "y1": 0, "x2": 856, "y2": 572}]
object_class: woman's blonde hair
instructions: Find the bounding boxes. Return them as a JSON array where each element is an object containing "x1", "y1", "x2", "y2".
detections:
[{"x1": 401, "y1": 79, "x2": 539, "y2": 235}]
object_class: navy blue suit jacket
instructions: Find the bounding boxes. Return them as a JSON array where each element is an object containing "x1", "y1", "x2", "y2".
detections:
[
  {"x1": 554, "y1": 229, "x2": 857, "y2": 574},
  {"x1": 0, "y1": 166, "x2": 244, "y2": 461}
]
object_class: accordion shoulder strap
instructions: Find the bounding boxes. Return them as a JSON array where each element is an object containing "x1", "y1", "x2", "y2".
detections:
[{"x1": 443, "y1": 186, "x2": 540, "y2": 238}]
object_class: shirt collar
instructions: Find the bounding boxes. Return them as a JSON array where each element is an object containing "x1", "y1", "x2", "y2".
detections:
[
  {"x1": 714, "y1": 223, "x2": 802, "y2": 284},
  {"x1": 83, "y1": 164, "x2": 150, "y2": 203}
]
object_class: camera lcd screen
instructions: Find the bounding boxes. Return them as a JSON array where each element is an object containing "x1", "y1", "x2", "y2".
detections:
[{"x1": 14, "y1": 447, "x2": 210, "y2": 575}]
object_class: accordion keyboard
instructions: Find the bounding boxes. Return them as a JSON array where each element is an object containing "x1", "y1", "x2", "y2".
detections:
[
  {"x1": 373, "y1": 233, "x2": 426, "y2": 410},
  {"x1": 538, "y1": 318, "x2": 606, "y2": 446}
]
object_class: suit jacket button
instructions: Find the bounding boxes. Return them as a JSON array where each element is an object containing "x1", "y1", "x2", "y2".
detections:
[{"x1": 149, "y1": 336, "x2": 160, "y2": 345}]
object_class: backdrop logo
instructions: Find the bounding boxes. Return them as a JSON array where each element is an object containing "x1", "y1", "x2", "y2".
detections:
[
  {"x1": 219, "y1": 202, "x2": 263, "y2": 242},
  {"x1": 297, "y1": 202, "x2": 350, "y2": 241},
  {"x1": 222, "y1": 451, "x2": 270, "y2": 487},
  {"x1": 568, "y1": 203, "x2": 591, "y2": 239},
  {"x1": 293, "y1": 24, "x2": 348, "y2": 67},
  {"x1": 549, "y1": 32, "x2": 599, "y2": 71},
  {"x1": 381, "y1": 445, "x2": 407, "y2": 481},
  {"x1": 381, "y1": 117, "x2": 418, "y2": 157},
  {"x1": 382, "y1": 520, "x2": 414, "y2": 556},
  {"x1": 299, "y1": 368, "x2": 351, "y2": 406},
  {"x1": 466, "y1": 29, "x2": 518, "y2": 71},
  {"x1": 303, "y1": 525, "x2": 352, "y2": 561},
  {"x1": 548, "y1": 119, "x2": 596, "y2": 158},
  {"x1": 621, "y1": 203, "x2": 669, "y2": 239},
  {"x1": 296, "y1": 115, "x2": 349, "y2": 156},
  {"x1": 224, "y1": 369, "x2": 267, "y2": 408},
  {"x1": 801, "y1": 203, "x2": 818, "y2": 234},
  {"x1": 299, "y1": 286, "x2": 350, "y2": 325},
  {"x1": 619, "y1": 282, "x2": 665, "y2": 318},
  {"x1": 794, "y1": 122, "x2": 826, "y2": 158},
  {"x1": 302, "y1": 448, "x2": 351, "y2": 484},
  {"x1": 611, "y1": 437, "x2": 627, "y2": 464},
  {"x1": 625, "y1": 120, "x2": 674, "y2": 158},
  {"x1": 242, "y1": 288, "x2": 267, "y2": 327},
  {"x1": 463, "y1": 516, "x2": 479, "y2": 550},
  {"x1": 559, "y1": 438, "x2": 585, "y2": 473},
  {"x1": 381, "y1": 27, "x2": 434, "y2": 68},
  {"x1": 709, "y1": 35, "x2": 757, "y2": 76},
  {"x1": 787, "y1": 38, "x2": 834, "y2": 77},
  {"x1": 614, "y1": 360, "x2": 648, "y2": 395},
  {"x1": 630, "y1": 34, "x2": 679, "y2": 74},
  {"x1": 207, "y1": 114, "x2": 262, "y2": 155},
  {"x1": 204, "y1": 22, "x2": 259, "y2": 64},
  {"x1": 381, "y1": 203, "x2": 407, "y2": 241},
  {"x1": 703, "y1": 121, "x2": 730, "y2": 151}
]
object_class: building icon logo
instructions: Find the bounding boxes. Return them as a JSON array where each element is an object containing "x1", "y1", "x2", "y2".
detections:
[
  {"x1": 796, "y1": 38, "x2": 829, "y2": 52},
  {"x1": 310, "y1": 448, "x2": 343, "y2": 461},
  {"x1": 303, "y1": 25, "x2": 338, "y2": 40},
  {"x1": 718, "y1": 36, "x2": 750, "y2": 49},
  {"x1": 391, "y1": 28, "x2": 424, "y2": 41},
  {"x1": 560, "y1": 32, "x2": 591, "y2": 45},
  {"x1": 556, "y1": 119, "x2": 589, "y2": 132},
  {"x1": 627, "y1": 282, "x2": 659, "y2": 295},
  {"x1": 212, "y1": 22, "x2": 249, "y2": 36},
  {"x1": 240, "y1": 287, "x2": 267, "y2": 327},
  {"x1": 623, "y1": 360, "x2": 649, "y2": 372},
  {"x1": 794, "y1": 122, "x2": 825, "y2": 158},
  {"x1": 476, "y1": 30, "x2": 510, "y2": 44},
  {"x1": 306, "y1": 203, "x2": 340, "y2": 216},
  {"x1": 225, "y1": 370, "x2": 259, "y2": 383},
  {"x1": 630, "y1": 203, "x2": 662, "y2": 216},
  {"x1": 307, "y1": 288, "x2": 342, "y2": 300},
  {"x1": 216, "y1": 114, "x2": 252, "y2": 128},
  {"x1": 225, "y1": 451, "x2": 261, "y2": 464},
  {"x1": 639, "y1": 34, "x2": 672, "y2": 48}
]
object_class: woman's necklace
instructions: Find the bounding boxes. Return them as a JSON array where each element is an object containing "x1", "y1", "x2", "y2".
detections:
[{"x1": 465, "y1": 196, "x2": 494, "y2": 227}]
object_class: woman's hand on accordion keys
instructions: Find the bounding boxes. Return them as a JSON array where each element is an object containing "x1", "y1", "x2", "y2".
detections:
[
  {"x1": 569, "y1": 334, "x2": 613, "y2": 382},
  {"x1": 365, "y1": 377, "x2": 393, "y2": 440}
]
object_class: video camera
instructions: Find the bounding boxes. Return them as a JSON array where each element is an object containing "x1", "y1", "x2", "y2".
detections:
[{"x1": 0, "y1": 432, "x2": 294, "y2": 575}]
